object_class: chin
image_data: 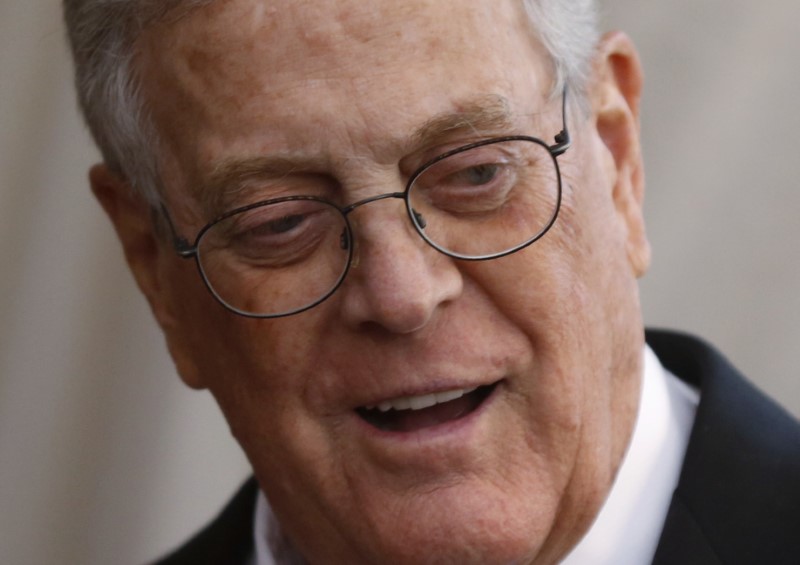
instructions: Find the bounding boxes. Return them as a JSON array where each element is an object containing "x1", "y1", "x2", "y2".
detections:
[{"x1": 309, "y1": 478, "x2": 559, "y2": 565}]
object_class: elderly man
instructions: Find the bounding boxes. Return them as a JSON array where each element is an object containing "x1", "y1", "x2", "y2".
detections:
[{"x1": 64, "y1": 0, "x2": 799, "y2": 563}]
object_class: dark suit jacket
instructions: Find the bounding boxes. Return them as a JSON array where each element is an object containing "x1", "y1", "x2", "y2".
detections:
[{"x1": 155, "y1": 330, "x2": 800, "y2": 564}]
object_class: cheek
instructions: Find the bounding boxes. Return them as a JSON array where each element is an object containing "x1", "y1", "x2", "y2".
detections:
[
  {"x1": 193, "y1": 319, "x2": 344, "y2": 502},
  {"x1": 193, "y1": 312, "x2": 348, "y2": 465}
]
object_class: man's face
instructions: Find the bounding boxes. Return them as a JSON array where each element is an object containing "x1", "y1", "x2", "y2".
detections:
[{"x1": 123, "y1": 0, "x2": 648, "y2": 562}]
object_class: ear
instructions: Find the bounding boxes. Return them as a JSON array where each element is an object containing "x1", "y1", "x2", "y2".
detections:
[
  {"x1": 590, "y1": 31, "x2": 651, "y2": 278},
  {"x1": 90, "y1": 164, "x2": 207, "y2": 389}
]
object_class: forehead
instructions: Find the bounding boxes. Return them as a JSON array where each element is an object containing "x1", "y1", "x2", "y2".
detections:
[{"x1": 137, "y1": 0, "x2": 553, "y2": 205}]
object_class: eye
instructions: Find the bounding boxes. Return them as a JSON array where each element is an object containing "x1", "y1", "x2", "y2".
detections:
[
  {"x1": 231, "y1": 207, "x2": 314, "y2": 246},
  {"x1": 414, "y1": 143, "x2": 517, "y2": 195},
  {"x1": 452, "y1": 163, "x2": 500, "y2": 186},
  {"x1": 411, "y1": 149, "x2": 517, "y2": 214},
  {"x1": 246, "y1": 213, "x2": 306, "y2": 238},
  {"x1": 202, "y1": 200, "x2": 343, "y2": 268}
]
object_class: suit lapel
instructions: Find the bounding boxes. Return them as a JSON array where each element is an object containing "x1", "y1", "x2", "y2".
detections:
[
  {"x1": 154, "y1": 477, "x2": 258, "y2": 565},
  {"x1": 647, "y1": 330, "x2": 800, "y2": 564}
]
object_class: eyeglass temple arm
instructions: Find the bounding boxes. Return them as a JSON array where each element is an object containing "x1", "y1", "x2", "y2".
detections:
[
  {"x1": 550, "y1": 86, "x2": 571, "y2": 157},
  {"x1": 159, "y1": 203, "x2": 197, "y2": 258}
]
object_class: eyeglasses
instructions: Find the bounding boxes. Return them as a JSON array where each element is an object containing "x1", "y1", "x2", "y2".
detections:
[{"x1": 164, "y1": 90, "x2": 571, "y2": 318}]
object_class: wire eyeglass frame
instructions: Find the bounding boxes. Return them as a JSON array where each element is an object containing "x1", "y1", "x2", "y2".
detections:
[{"x1": 162, "y1": 88, "x2": 572, "y2": 318}]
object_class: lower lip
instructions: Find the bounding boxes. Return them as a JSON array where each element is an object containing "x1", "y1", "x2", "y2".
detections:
[{"x1": 352, "y1": 381, "x2": 502, "y2": 444}]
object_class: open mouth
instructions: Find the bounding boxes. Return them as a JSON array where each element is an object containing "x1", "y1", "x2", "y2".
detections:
[{"x1": 356, "y1": 383, "x2": 498, "y2": 433}]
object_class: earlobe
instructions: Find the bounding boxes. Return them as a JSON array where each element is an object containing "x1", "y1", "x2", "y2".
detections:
[{"x1": 591, "y1": 32, "x2": 651, "y2": 278}]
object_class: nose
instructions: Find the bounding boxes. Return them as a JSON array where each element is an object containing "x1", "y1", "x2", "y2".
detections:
[{"x1": 337, "y1": 198, "x2": 463, "y2": 334}]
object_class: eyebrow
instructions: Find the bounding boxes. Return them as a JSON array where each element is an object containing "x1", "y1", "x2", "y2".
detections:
[
  {"x1": 410, "y1": 94, "x2": 517, "y2": 148},
  {"x1": 192, "y1": 94, "x2": 521, "y2": 214},
  {"x1": 193, "y1": 155, "x2": 326, "y2": 215}
]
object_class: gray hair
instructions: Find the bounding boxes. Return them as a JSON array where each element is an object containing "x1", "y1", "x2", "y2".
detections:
[
  {"x1": 523, "y1": 1, "x2": 600, "y2": 107},
  {"x1": 64, "y1": 0, "x2": 599, "y2": 206}
]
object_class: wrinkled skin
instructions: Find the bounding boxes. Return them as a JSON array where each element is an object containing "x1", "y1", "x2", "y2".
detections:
[{"x1": 91, "y1": 0, "x2": 650, "y2": 563}]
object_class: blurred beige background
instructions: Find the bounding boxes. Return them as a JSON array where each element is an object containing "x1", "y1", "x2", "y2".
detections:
[{"x1": 1, "y1": 2, "x2": 798, "y2": 564}]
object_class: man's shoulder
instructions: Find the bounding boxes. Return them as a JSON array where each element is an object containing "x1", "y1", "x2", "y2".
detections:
[
  {"x1": 647, "y1": 329, "x2": 800, "y2": 565},
  {"x1": 153, "y1": 477, "x2": 259, "y2": 565}
]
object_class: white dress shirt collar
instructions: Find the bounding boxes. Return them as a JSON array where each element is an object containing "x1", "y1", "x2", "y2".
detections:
[{"x1": 561, "y1": 345, "x2": 699, "y2": 564}]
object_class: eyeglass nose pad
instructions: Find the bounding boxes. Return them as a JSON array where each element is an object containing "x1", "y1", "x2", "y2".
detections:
[
  {"x1": 412, "y1": 208, "x2": 427, "y2": 229},
  {"x1": 340, "y1": 228, "x2": 351, "y2": 250}
]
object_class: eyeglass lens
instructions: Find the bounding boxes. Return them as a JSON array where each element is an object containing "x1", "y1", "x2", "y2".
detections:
[{"x1": 408, "y1": 138, "x2": 559, "y2": 259}]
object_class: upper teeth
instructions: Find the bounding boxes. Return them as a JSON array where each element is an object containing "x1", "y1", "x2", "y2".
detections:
[{"x1": 366, "y1": 387, "x2": 477, "y2": 412}]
